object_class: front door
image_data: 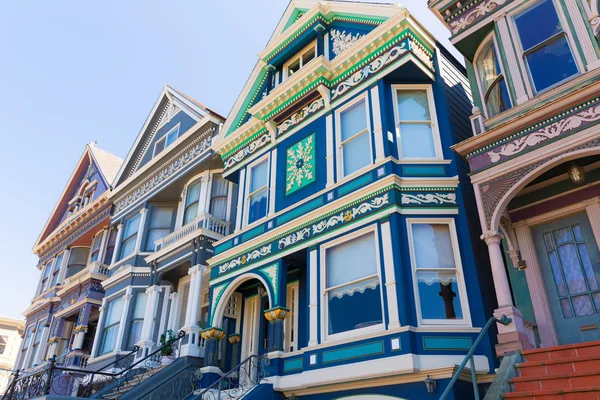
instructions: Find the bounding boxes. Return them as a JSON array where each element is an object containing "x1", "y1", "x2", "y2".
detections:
[{"x1": 533, "y1": 212, "x2": 600, "y2": 344}]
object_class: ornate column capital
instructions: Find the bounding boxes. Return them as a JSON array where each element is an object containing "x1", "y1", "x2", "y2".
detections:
[
  {"x1": 228, "y1": 333, "x2": 241, "y2": 345},
  {"x1": 264, "y1": 306, "x2": 290, "y2": 322},
  {"x1": 188, "y1": 264, "x2": 207, "y2": 275},
  {"x1": 145, "y1": 285, "x2": 163, "y2": 295},
  {"x1": 201, "y1": 327, "x2": 225, "y2": 341},
  {"x1": 481, "y1": 231, "x2": 503, "y2": 245}
]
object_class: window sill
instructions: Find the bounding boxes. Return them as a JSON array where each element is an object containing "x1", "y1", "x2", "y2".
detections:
[
  {"x1": 323, "y1": 323, "x2": 385, "y2": 344},
  {"x1": 394, "y1": 159, "x2": 451, "y2": 165}
]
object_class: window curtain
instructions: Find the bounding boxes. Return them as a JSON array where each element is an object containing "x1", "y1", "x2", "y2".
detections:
[
  {"x1": 101, "y1": 296, "x2": 124, "y2": 354},
  {"x1": 103, "y1": 230, "x2": 117, "y2": 265},
  {"x1": 90, "y1": 233, "x2": 103, "y2": 262},
  {"x1": 50, "y1": 253, "x2": 65, "y2": 287},
  {"x1": 183, "y1": 181, "x2": 202, "y2": 225},
  {"x1": 340, "y1": 100, "x2": 370, "y2": 176},
  {"x1": 128, "y1": 292, "x2": 147, "y2": 349},
  {"x1": 66, "y1": 247, "x2": 90, "y2": 278},
  {"x1": 210, "y1": 174, "x2": 229, "y2": 221},
  {"x1": 120, "y1": 215, "x2": 140, "y2": 260},
  {"x1": 145, "y1": 207, "x2": 174, "y2": 251}
]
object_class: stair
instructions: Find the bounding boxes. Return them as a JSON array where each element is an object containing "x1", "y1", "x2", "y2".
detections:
[{"x1": 503, "y1": 340, "x2": 600, "y2": 399}]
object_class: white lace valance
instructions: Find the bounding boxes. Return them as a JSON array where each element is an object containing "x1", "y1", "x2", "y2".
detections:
[
  {"x1": 329, "y1": 278, "x2": 379, "y2": 300},
  {"x1": 416, "y1": 271, "x2": 457, "y2": 286}
]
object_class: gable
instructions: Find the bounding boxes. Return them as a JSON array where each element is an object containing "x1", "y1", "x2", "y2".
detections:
[{"x1": 114, "y1": 85, "x2": 213, "y2": 187}]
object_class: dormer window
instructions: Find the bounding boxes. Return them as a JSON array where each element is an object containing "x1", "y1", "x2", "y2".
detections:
[
  {"x1": 475, "y1": 38, "x2": 511, "y2": 118},
  {"x1": 153, "y1": 123, "x2": 181, "y2": 157},
  {"x1": 283, "y1": 41, "x2": 316, "y2": 80}
]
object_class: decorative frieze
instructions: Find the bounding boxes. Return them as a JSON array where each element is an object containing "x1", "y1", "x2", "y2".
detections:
[
  {"x1": 223, "y1": 131, "x2": 271, "y2": 171},
  {"x1": 218, "y1": 246, "x2": 273, "y2": 275},
  {"x1": 286, "y1": 134, "x2": 316, "y2": 194},
  {"x1": 114, "y1": 130, "x2": 214, "y2": 215},
  {"x1": 277, "y1": 98, "x2": 325, "y2": 136},
  {"x1": 331, "y1": 29, "x2": 364, "y2": 56},
  {"x1": 401, "y1": 193, "x2": 457, "y2": 205},
  {"x1": 447, "y1": 0, "x2": 510, "y2": 35}
]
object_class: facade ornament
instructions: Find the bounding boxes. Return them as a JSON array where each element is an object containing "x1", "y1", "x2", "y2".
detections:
[
  {"x1": 286, "y1": 134, "x2": 315, "y2": 194},
  {"x1": 449, "y1": 0, "x2": 508, "y2": 34},
  {"x1": 481, "y1": 231, "x2": 503, "y2": 245},
  {"x1": 264, "y1": 306, "x2": 290, "y2": 322},
  {"x1": 401, "y1": 193, "x2": 456, "y2": 205},
  {"x1": 260, "y1": 264, "x2": 279, "y2": 302},
  {"x1": 201, "y1": 327, "x2": 226, "y2": 341},
  {"x1": 590, "y1": 16, "x2": 600, "y2": 38},
  {"x1": 277, "y1": 98, "x2": 325, "y2": 135},
  {"x1": 218, "y1": 246, "x2": 273, "y2": 275},
  {"x1": 223, "y1": 131, "x2": 271, "y2": 170},
  {"x1": 331, "y1": 29, "x2": 364, "y2": 56}
]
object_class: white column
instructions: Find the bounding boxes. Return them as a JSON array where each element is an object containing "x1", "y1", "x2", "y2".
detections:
[
  {"x1": 96, "y1": 229, "x2": 109, "y2": 265},
  {"x1": 370, "y1": 86, "x2": 385, "y2": 163},
  {"x1": 497, "y1": 17, "x2": 530, "y2": 104},
  {"x1": 235, "y1": 169, "x2": 246, "y2": 232},
  {"x1": 325, "y1": 114, "x2": 335, "y2": 187},
  {"x1": 114, "y1": 287, "x2": 134, "y2": 352},
  {"x1": 140, "y1": 286, "x2": 163, "y2": 343},
  {"x1": 563, "y1": 0, "x2": 600, "y2": 70},
  {"x1": 514, "y1": 225, "x2": 559, "y2": 347},
  {"x1": 482, "y1": 232, "x2": 514, "y2": 308},
  {"x1": 135, "y1": 208, "x2": 149, "y2": 252},
  {"x1": 157, "y1": 286, "x2": 171, "y2": 337},
  {"x1": 167, "y1": 292, "x2": 179, "y2": 332},
  {"x1": 585, "y1": 199, "x2": 600, "y2": 247},
  {"x1": 381, "y1": 221, "x2": 400, "y2": 329},
  {"x1": 308, "y1": 249, "x2": 318, "y2": 347},
  {"x1": 268, "y1": 150, "x2": 277, "y2": 216},
  {"x1": 185, "y1": 265, "x2": 205, "y2": 327},
  {"x1": 110, "y1": 224, "x2": 124, "y2": 265},
  {"x1": 90, "y1": 297, "x2": 108, "y2": 358}
]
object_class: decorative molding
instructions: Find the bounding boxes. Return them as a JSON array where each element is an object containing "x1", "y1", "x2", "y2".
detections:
[
  {"x1": 114, "y1": 129, "x2": 215, "y2": 215},
  {"x1": 590, "y1": 16, "x2": 600, "y2": 38},
  {"x1": 223, "y1": 131, "x2": 271, "y2": 171},
  {"x1": 210, "y1": 283, "x2": 229, "y2": 325},
  {"x1": 401, "y1": 193, "x2": 457, "y2": 205},
  {"x1": 286, "y1": 133, "x2": 316, "y2": 194},
  {"x1": 331, "y1": 29, "x2": 365, "y2": 56},
  {"x1": 332, "y1": 42, "x2": 408, "y2": 100},
  {"x1": 218, "y1": 246, "x2": 273, "y2": 275},
  {"x1": 260, "y1": 264, "x2": 279, "y2": 303},
  {"x1": 129, "y1": 100, "x2": 170, "y2": 178},
  {"x1": 448, "y1": 0, "x2": 509, "y2": 35},
  {"x1": 277, "y1": 98, "x2": 325, "y2": 136},
  {"x1": 487, "y1": 104, "x2": 600, "y2": 163}
]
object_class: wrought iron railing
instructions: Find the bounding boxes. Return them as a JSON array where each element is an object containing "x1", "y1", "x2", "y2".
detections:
[
  {"x1": 192, "y1": 354, "x2": 269, "y2": 400},
  {"x1": 439, "y1": 315, "x2": 512, "y2": 400},
  {"x1": 4, "y1": 330, "x2": 189, "y2": 400}
]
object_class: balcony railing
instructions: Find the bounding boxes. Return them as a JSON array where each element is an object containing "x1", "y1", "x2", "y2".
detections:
[
  {"x1": 155, "y1": 213, "x2": 230, "y2": 251},
  {"x1": 61, "y1": 262, "x2": 110, "y2": 287}
]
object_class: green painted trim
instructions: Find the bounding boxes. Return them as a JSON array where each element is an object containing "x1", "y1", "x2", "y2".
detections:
[
  {"x1": 466, "y1": 60, "x2": 484, "y2": 112},
  {"x1": 283, "y1": 357, "x2": 304, "y2": 372},
  {"x1": 338, "y1": 173, "x2": 373, "y2": 196},
  {"x1": 276, "y1": 197, "x2": 324, "y2": 225},
  {"x1": 241, "y1": 224, "x2": 266, "y2": 242},
  {"x1": 422, "y1": 336, "x2": 473, "y2": 350},
  {"x1": 402, "y1": 165, "x2": 446, "y2": 176},
  {"x1": 223, "y1": 129, "x2": 269, "y2": 159},
  {"x1": 322, "y1": 341, "x2": 384, "y2": 364},
  {"x1": 495, "y1": 27, "x2": 520, "y2": 104},
  {"x1": 226, "y1": 71, "x2": 268, "y2": 136}
]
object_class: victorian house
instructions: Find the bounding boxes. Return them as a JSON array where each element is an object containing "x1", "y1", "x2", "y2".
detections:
[
  {"x1": 0, "y1": 316, "x2": 24, "y2": 396},
  {"x1": 85, "y1": 85, "x2": 231, "y2": 379},
  {"x1": 428, "y1": 0, "x2": 600, "y2": 397},
  {"x1": 17, "y1": 143, "x2": 122, "y2": 372},
  {"x1": 197, "y1": 1, "x2": 499, "y2": 398}
]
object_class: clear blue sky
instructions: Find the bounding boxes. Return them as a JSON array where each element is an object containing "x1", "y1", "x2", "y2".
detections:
[{"x1": 0, "y1": 0, "x2": 460, "y2": 319}]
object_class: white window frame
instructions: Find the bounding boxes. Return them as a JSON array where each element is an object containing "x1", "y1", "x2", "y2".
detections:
[
  {"x1": 507, "y1": 0, "x2": 583, "y2": 96},
  {"x1": 392, "y1": 84, "x2": 443, "y2": 161},
  {"x1": 243, "y1": 154, "x2": 270, "y2": 229},
  {"x1": 50, "y1": 252, "x2": 65, "y2": 288},
  {"x1": 473, "y1": 33, "x2": 513, "y2": 119},
  {"x1": 320, "y1": 224, "x2": 386, "y2": 343},
  {"x1": 153, "y1": 123, "x2": 181, "y2": 157},
  {"x1": 283, "y1": 40, "x2": 317, "y2": 81},
  {"x1": 335, "y1": 92, "x2": 374, "y2": 181},
  {"x1": 175, "y1": 276, "x2": 192, "y2": 330},
  {"x1": 406, "y1": 218, "x2": 472, "y2": 327},
  {"x1": 99, "y1": 288, "x2": 129, "y2": 355},
  {"x1": 178, "y1": 171, "x2": 210, "y2": 228},
  {"x1": 284, "y1": 281, "x2": 300, "y2": 353}
]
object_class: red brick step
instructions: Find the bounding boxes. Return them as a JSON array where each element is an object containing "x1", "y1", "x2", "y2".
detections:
[
  {"x1": 516, "y1": 355, "x2": 600, "y2": 377},
  {"x1": 511, "y1": 370, "x2": 600, "y2": 392},
  {"x1": 522, "y1": 340, "x2": 600, "y2": 362},
  {"x1": 503, "y1": 386, "x2": 600, "y2": 399}
]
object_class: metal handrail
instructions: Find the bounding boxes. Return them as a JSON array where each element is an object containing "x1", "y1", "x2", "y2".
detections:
[{"x1": 439, "y1": 314, "x2": 512, "y2": 400}]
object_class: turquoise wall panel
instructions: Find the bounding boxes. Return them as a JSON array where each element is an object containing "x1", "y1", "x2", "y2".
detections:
[
  {"x1": 423, "y1": 337, "x2": 472, "y2": 350},
  {"x1": 322, "y1": 341, "x2": 384, "y2": 364},
  {"x1": 283, "y1": 357, "x2": 304, "y2": 372},
  {"x1": 402, "y1": 166, "x2": 446, "y2": 176}
]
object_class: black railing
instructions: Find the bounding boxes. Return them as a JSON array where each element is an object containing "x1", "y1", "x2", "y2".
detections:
[
  {"x1": 193, "y1": 354, "x2": 269, "y2": 400},
  {"x1": 4, "y1": 330, "x2": 188, "y2": 400}
]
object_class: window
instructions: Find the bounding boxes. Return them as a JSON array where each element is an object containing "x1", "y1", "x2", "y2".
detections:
[
  {"x1": 178, "y1": 282, "x2": 190, "y2": 329},
  {"x1": 90, "y1": 233, "x2": 103, "y2": 263},
  {"x1": 104, "y1": 229, "x2": 117, "y2": 265},
  {"x1": 210, "y1": 174, "x2": 229, "y2": 221},
  {"x1": 100, "y1": 296, "x2": 124, "y2": 355},
  {"x1": 323, "y1": 230, "x2": 383, "y2": 338},
  {"x1": 66, "y1": 247, "x2": 90, "y2": 278},
  {"x1": 514, "y1": 0, "x2": 578, "y2": 92},
  {"x1": 50, "y1": 252, "x2": 65, "y2": 287},
  {"x1": 145, "y1": 207, "x2": 174, "y2": 251},
  {"x1": 337, "y1": 97, "x2": 372, "y2": 178},
  {"x1": 393, "y1": 86, "x2": 441, "y2": 159},
  {"x1": 39, "y1": 261, "x2": 52, "y2": 294},
  {"x1": 128, "y1": 291, "x2": 147, "y2": 349},
  {"x1": 29, "y1": 322, "x2": 46, "y2": 367},
  {"x1": 120, "y1": 214, "x2": 141, "y2": 260},
  {"x1": 284, "y1": 41, "x2": 316, "y2": 79},
  {"x1": 408, "y1": 220, "x2": 470, "y2": 325},
  {"x1": 476, "y1": 39, "x2": 512, "y2": 117},
  {"x1": 153, "y1": 124, "x2": 181, "y2": 156},
  {"x1": 183, "y1": 180, "x2": 202, "y2": 225},
  {"x1": 246, "y1": 158, "x2": 269, "y2": 225},
  {"x1": 0, "y1": 335, "x2": 7, "y2": 355}
]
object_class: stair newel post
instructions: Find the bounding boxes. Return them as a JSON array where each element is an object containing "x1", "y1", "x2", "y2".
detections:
[{"x1": 44, "y1": 355, "x2": 57, "y2": 396}]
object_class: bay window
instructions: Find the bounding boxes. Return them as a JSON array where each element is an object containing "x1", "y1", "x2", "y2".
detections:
[
  {"x1": 50, "y1": 252, "x2": 64, "y2": 287},
  {"x1": 246, "y1": 157, "x2": 269, "y2": 225},
  {"x1": 183, "y1": 180, "x2": 202, "y2": 225},
  {"x1": 90, "y1": 233, "x2": 102, "y2": 263},
  {"x1": 408, "y1": 220, "x2": 470, "y2": 325},
  {"x1": 393, "y1": 85, "x2": 442, "y2": 159},
  {"x1": 100, "y1": 296, "x2": 124, "y2": 355},
  {"x1": 120, "y1": 214, "x2": 140, "y2": 260},
  {"x1": 475, "y1": 38, "x2": 512, "y2": 117},
  {"x1": 209, "y1": 174, "x2": 229, "y2": 221},
  {"x1": 145, "y1": 207, "x2": 174, "y2": 251},
  {"x1": 337, "y1": 96, "x2": 372, "y2": 178},
  {"x1": 39, "y1": 261, "x2": 52, "y2": 294},
  {"x1": 323, "y1": 229, "x2": 383, "y2": 339},
  {"x1": 514, "y1": 0, "x2": 578, "y2": 93},
  {"x1": 29, "y1": 322, "x2": 46, "y2": 367},
  {"x1": 127, "y1": 291, "x2": 147, "y2": 349},
  {"x1": 66, "y1": 247, "x2": 90, "y2": 278},
  {"x1": 104, "y1": 229, "x2": 117, "y2": 265}
]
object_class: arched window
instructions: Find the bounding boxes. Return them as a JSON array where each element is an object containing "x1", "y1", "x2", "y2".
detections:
[
  {"x1": 183, "y1": 179, "x2": 202, "y2": 225},
  {"x1": 475, "y1": 38, "x2": 511, "y2": 118},
  {"x1": 209, "y1": 174, "x2": 229, "y2": 221}
]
